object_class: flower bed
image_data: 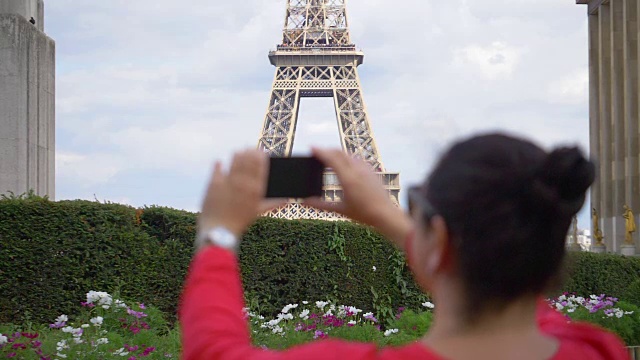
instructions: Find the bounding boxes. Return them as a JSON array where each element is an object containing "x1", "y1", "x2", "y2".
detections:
[
  {"x1": 548, "y1": 293, "x2": 640, "y2": 345},
  {"x1": 247, "y1": 295, "x2": 640, "y2": 349},
  {"x1": 0, "y1": 291, "x2": 180, "y2": 359},
  {"x1": 1, "y1": 291, "x2": 639, "y2": 359}
]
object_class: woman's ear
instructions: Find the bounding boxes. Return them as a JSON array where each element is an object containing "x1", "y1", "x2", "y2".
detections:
[{"x1": 429, "y1": 215, "x2": 455, "y2": 273}]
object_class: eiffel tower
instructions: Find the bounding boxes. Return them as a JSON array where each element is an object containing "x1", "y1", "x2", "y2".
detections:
[{"x1": 258, "y1": 0, "x2": 400, "y2": 220}]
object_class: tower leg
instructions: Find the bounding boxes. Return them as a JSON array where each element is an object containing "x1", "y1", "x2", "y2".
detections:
[
  {"x1": 257, "y1": 67, "x2": 302, "y2": 157},
  {"x1": 331, "y1": 66, "x2": 384, "y2": 171}
]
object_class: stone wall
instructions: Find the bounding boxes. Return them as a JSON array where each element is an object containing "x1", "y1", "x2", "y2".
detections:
[{"x1": 0, "y1": 13, "x2": 55, "y2": 199}]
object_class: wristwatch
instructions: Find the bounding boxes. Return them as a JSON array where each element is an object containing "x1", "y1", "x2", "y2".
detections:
[{"x1": 197, "y1": 227, "x2": 239, "y2": 252}]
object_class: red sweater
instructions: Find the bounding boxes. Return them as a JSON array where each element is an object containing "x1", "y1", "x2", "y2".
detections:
[{"x1": 180, "y1": 247, "x2": 630, "y2": 360}]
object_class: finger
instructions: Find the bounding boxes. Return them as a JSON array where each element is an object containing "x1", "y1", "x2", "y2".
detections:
[
  {"x1": 204, "y1": 161, "x2": 224, "y2": 199},
  {"x1": 200, "y1": 161, "x2": 225, "y2": 221},
  {"x1": 311, "y1": 148, "x2": 352, "y2": 175},
  {"x1": 229, "y1": 150, "x2": 264, "y2": 189},
  {"x1": 253, "y1": 151, "x2": 270, "y2": 196}
]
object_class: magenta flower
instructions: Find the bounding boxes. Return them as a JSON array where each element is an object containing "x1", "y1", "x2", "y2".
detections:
[
  {"x1": 142, "y1": 347, "x2": 156, "y2": 356},
  {"x1": 138, "y1": 303, "x2": 146, "y2": 309}
]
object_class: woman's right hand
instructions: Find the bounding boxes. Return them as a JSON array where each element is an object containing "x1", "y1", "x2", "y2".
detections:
[{"x1": 304, "y1": 148, "x2": 414, "y2": 249}]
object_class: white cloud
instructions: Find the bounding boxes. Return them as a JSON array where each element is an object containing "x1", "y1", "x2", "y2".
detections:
[
  {"x1": 56, "y1": 152, "x2": 122, "y2": 186},
  {"x1": 547, "y1": 68, "x2": 589, "y2": 105},
  {"x1": 453, "y1": 42, "x2": 523, "y2": 79}
]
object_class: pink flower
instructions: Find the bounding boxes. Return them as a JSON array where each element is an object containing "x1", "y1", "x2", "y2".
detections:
[
  {"x1": 138, "y1": 303, "x2": 146, "y2": 310},
  {"x1": 141, "y1": 347, "x2": 156, "y2": 356}
]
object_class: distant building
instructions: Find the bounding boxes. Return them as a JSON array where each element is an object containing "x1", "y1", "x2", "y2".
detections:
[
  {"x1": 566, "y1": 228, "x2": 593, "y2": 252},
  {"x1": 0, "y1": 0, "x2": 55, "y2": 199},
  {"x1": 576, "y1": 0, "x2": 640, "y2": 254}
]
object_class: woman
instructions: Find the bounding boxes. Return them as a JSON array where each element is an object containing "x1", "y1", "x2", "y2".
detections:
[{"x1": 180, "y1": 133, "x2": 629, "y2": 360}]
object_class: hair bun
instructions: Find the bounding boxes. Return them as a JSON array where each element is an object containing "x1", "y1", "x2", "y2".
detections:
[{"x1": 530, "y1": 147, "x2": 596, "y2": 216}]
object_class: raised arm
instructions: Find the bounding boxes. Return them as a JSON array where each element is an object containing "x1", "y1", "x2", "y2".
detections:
[{"x1": 180, "y1": 150, "x2": 380, "y2": 360}]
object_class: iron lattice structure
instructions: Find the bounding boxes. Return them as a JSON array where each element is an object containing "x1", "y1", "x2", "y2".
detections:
[{"x1": 258, "y1": 0, "x2": 400, "y2": 220}]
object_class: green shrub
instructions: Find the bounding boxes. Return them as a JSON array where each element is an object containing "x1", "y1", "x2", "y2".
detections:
[
  {"x1": 2, "y1": 197, "x2": 640, "y2": 329},
  {"x1": 562, "y1": 252, "x2": 640, "y2": 299},
  {"x1": 0, "y1": 198, "x2": 421, "y2": 326},
  {"x1": 624, "y1": 279, "x2": 640, "y2": 308}
]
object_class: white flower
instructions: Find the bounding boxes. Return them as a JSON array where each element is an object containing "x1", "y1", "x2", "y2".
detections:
[
  {"x1": 61, "y1": 326, "x2": 74, "y2": 333},
  {"x1": 90, "y1": 316, "x2": 104, "y2": 326},
  {"x1": 363, "y1": 312, "x2": 373, "y2": 318},
  {"x1": 372, "y1": 266, "x2": 377, "y2": 272},
  {"x1": 555, "y1": 303, "x2": 564, "y2": 311},
  {"x1": 72, "y1": 337, "x2": 83, "y2": 344},
  {"x1": 347, "y1": 306, "x2": 362, "y2": 314},
  {"x1": 56, "y1": 340, "x2": 69, "y2": 351},
  {"x1": 384, "y1": 328, "x2": 399, "y2": 337},
  {"x1": 316, "y1": 301, "x2": 329, "y2": 310},
  {"x1": 348, "y1": 320, "x2": 356, "y2": 325},
  {"x1": 0, "y1": 335, "x2": 7, "y2": 345},
  {"x1": 271, "y1": 325, "x2": 284, "y2": 334},
  {"x1": 81, "y1": 324, "x2": 90, "y2": 328},
  {"x1": 281, "y1": 304, "x2": 298, "y2": 314},
  {"x1": 115, "y1": 299, "x2": 128, "y2": 308},
  {"x1": 114, "y1": 348, "x2": 129, "y2": 357},
  {"x1": 56, "y1": 353, "x2": 67, "y2": 358},
  {"x1": 299, "y1": 309, "x2": 310, "y2": 320},
  {"x1": 302, "y1": 301, "x2": 309, "y2": 305},
  {"x1": 55, "y1": 315, "x2": 68, "y2": 323},
  {"x1": 422, "y1": 302, "x2": 435, "y2": 309},
  {"x1": 86, "y1": 291, "x2": 112, "y2": 307},
  {"x1": 95, "y1": 338, "x2": 109, "y2": 345}
]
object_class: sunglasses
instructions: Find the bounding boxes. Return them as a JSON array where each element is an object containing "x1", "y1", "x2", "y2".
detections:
[{"x1": 407, "y1": 185, "x2": 438, "y2": 221}]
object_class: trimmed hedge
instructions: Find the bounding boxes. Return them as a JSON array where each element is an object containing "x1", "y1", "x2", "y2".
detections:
[
  {"x1": 0, "y1": 198, "x2": 424, "y2": 325},
  {"x1": 563, "y1": 251, "x2": 640, "y2": 300},
  {"x1": 1, "y1": 197, "x2": 640, "y2": 326}
]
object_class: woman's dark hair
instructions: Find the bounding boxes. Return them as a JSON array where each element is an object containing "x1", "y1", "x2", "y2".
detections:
[{"x1": 422, "y1": 133, "x2": 595, "y2": 319}]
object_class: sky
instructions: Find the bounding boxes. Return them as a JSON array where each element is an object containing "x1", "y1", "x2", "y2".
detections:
[{"x1": 48, "y1": 0, "x2": 593, "y2": 227}]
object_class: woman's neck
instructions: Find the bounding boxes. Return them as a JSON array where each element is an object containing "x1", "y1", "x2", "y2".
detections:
[
  {"x1": 421, "y1": 286, "x2": 558, "y2": 360},
  {"x1": 427, "y1": 292, "x2": 539, "y2": 338}
]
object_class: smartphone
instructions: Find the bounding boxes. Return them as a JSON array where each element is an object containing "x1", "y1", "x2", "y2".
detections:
[{"x1": 266, "y1": 157, "x2": 324, "y2": 198}]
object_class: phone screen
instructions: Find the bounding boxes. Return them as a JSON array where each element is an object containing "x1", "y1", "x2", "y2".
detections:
[{"x1": 266, "y1": 157, "x2": 324, "y2": 198}]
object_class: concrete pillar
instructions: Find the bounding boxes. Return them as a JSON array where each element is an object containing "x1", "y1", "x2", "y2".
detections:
[
  {"x1": 589, "y1": 12, "x2": 602, "y2": 242},
  {"x1": 0, "y1": 7, "x2": 55, "y2": 199},
  {"x1": 599, "y1": 4, "x2": 615, "y2": 251},
  {"x1": 0, "y1": 0, "x2": 38, "y2": 23},
  {"x1": 611, "y1": 0, "x2": 627, "y2": 251},
  {"x1": 624, "y1": 0, "x2": 640, "y2": 250}
]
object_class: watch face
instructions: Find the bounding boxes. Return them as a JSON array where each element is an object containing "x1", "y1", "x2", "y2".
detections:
[{"x1": 209, "y1": 228, "x2": 238, "y2": 249}]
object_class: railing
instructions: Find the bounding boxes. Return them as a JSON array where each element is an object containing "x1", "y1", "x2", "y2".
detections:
[
  {"x1": 274, "y1": 44, "x2": 357, "y2": 52},
  {"x1": 629, "y1": 346, "x2": 640, "y2": 359}
]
